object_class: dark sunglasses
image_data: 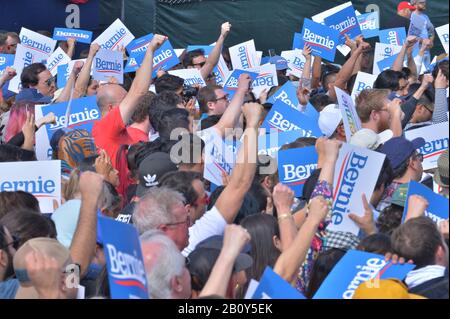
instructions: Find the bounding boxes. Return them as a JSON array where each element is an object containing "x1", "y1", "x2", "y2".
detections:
[
  {"x1": 0, "y1": 234, "x2": 20, "y2": 251},
  {"x1": 45, "y1": 76, "x2": 56, "y2": 87}
]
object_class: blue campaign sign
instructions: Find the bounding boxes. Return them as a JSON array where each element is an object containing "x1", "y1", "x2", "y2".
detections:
[
  {"x1": 0, "y1": 54, "x2": 14, "y2": 75},
  {"x1": 298, "y1": 19, "x2": 340, "y2": 62},
  {"x1": 41, "y1": 96, "x2": 101, "y2": 141},
  {"x1": 53, "y1": 28, "x2": 93, "y2": 44},
  {"x1": 377, "y1": 53, "x2": 399, "y2": 72},
  {"x1": 124, "y1": 36, "x2": 179, "y2": 78},
  {"x1": 303, "y1": 102, "x2": 320, "y2": 122},
  {"x1": 186, "y1": 45, "x2": 213, "y2": 56},
  {"x1": 357, "y1": 12, "x2": 379, "y2": 39},
  {"x1": 57, "y1": 64, "x2": 69, "y2": 88},
  {"x1": 261, "y1": 100, "x2": 322, "y2": 137},
  {"x1": 378, "y1": 28, "x2": 407, "y2": 47},
  {"x1": 252, "y1": 267, "x2": 305, "y2": 299},
  {"x1": 223, "y1": 69, "x2": 259, "y2": 99},
  {"x1": 324, "y1": 5, "x2": 362, "y2": 45},
  {"x1": 402, "y1": 181, "x2": 449, "y2": 224},
  {"x1": 278, "y1": 146, "x2": 318, "y2": 197},
  {"x1": 258, "y1": 129, "x2": 305, "y2": 158},
  {"x1": 99, "y1": 216, "x2": 149, "y2": 299},
  {"x1": 292, "y1": 32, "x2": 303, "y2": 50},
  {"x1": 314, "y1": 250, "x2": 415, "y2": 299},
  {"x1": 267, "y1": 81, "x2": 299, "y2": 109}
]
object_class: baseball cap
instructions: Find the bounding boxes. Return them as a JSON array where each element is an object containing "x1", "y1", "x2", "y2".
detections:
[
  {"x1": 318, "y1": 104, "x2": 342, "y2": 138},
  {"x1": 379, "y1": 136, "x2": 426, "y2": 170},
  {"x1": 136, "y1": 152, "x2": 178, "y2": 198},
  {"x1": 353, "y1": 279, "x2": 426, "y2": 299},
  {"x1": 350, "y1": 129, "x2": 393, "y2": 150},
  {"x1": 187, "y1": 235, "x2": 253, "y2": 290},
  {"x1": 269, "y1": 56, "x2": 290, "y2": 71},
  {"x1": 434, "y1": 149, "x2": 449, "y2": 188},
  {"x1": 398, "y1": 2, "x2": 416, "y2": 11}
]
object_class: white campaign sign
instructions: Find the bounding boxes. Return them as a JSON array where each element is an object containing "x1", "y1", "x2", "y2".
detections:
[
  {"x1": 93, "y1": 19, "x2": 135, "y2": 51},
  {"x1": 46, "y1": 47, "x2": 71, "y2": 76},
  {"x1": 19, "y1": 27, "x2": 57, "y2": 56},
  {"x1": 215, "y1": 54, "x2": 231, "y2": 86},
  {"x1": 8, "y1": 44, "x2": 51, "y2": 93},
  {"x1": 373, "y1": 42, "x2": 402, "y2": 75},
  {"x1": 252, "y1": 63, "x2": 278, "y2": 98},
  {"x1": 229, "y1": 40, "x2": 258, "y2": 70},
  {"x1": 198, "y1": 128, "x2": 236, "y2": 186},
  {"x1": 34, "y1": 104, "x2": 53, "y2": 161},
  {"x1": 92, "y1": 49, "x2": 123, "y2": 84},
  {"x1": 281, "y1": 49, "x2": 314, "y2": 79},
  {"x1": 0, "y1": 160, "x2": 61, "y2": 214},
  {"x1": 328, "y1": 143, "x2": 386, "y2": 235},
  {"x1": 335, "y1": 87, "x2": 362, "y2": 142},
  {"x1": 436, "y1": 24, "x2": 449, "y2": 54},
  {"x1": 169, "y1": 68, "x2": 207, "y2": 87},
  {"x1": 351, "y1": 71, "x2": 377, "y2": 100},
  {"x1": 405, "y1": 122, "x2": 449, "y2": 170}
]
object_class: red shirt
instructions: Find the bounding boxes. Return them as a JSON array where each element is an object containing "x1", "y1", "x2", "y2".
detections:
[{"x1": 127, "y1": 126, "x2": 149, "y2": 143}]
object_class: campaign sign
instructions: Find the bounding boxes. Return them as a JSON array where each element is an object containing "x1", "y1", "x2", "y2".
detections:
[
  {"x1": 373, "y1": 42, "x2": 402, "y2": 75},
  {"x1": 409, "y1": 14, "x2": 428, "y2": 38},
  {"x1": 311, "y1": 1, "x2": 353, "y2": 24},
  {"x1": 267, "y1": 81, "x2": 299, "y2": 110},
  {"x1": 46, "y1": 47, "x2": 71, "y2": 76},
  {"x1": 351, "y1": 71, "x2": 377, "y2": 100},
  {"x1": 93, "y1": 49, "x2": 123, "y2": 84},
  {"x1": 200, "y1": 128, "x2": 236, "y2": 186},
  {"x1": 298, "y1": 19, "x2": 340, "y2": 62},
  {"x1": 258, "y1": 129, "x2": 305, "y2": 158},
  {"x1": 229, "y1": 40, "x2": 258, "y2": 70},
  {"x1": 405, "y1": 122, "x2": 449, "y2": 170},
  {"x1": 403, "y1": 181, "x2": 449, "y2": 225},
  {"x1": 8, "y1": 43, "x2": 50, "y2": 93},
  {"x1": 0, "y1": 54, "x2": 14, "y2": 75},
  {"x1": 99, "y1": 216, "x2": 149, "y2": 299},
  {"x1": 335, "y1": 87, "x2": 362, "y2": 142},
  {"x1": 53, "y1": 27, "x2": 93, "y2": 44},
  {"x1": 223, "y1": 69, "x2": 259, "y2": 99},
  {"x1": 281, "y1": 49, "x2": 305, "y2": 79},
  {"x1": 377, "y1": 53, "x2": 399, "y2": 72},
  {"x1": 324, "y1": 5, "x2": 362, "y2": 45},
  {"x1": 436, "y1": 24, "x2": 449, "y2": 54},
  {"x1": 313, "y1": 250, "x2": 415, "y2": 299},
  {"x1": 252, "y1": 267, "x2": 305, "y2": 299},
  {"x1": 34, "y1": 104, "x2": 53, "y2": 161},
  {"x1": 213, "y1": 55, "x2": 231, "y2": 87},
  {"x1": 186, "y1": 45, "x2": 213, "y2": 56},
  {"x1": 328, "y1": 143, "x2": 386, "y2": 235},
  {"x1": 56, "y1": 59, "x2": 87, "y2": 89},
  {"x1": 169, "y1": 69, "x2": 206, "y2": 87},
  {"x1": 357, "y1": 12, "x2": 379, "y2": 39},
  {"x1": 19, "y1": 27, "x2": 57, "y2": 55},
  {"x1": 41, "y1": 96, "x2": 101, "y2": 141},
  {"x1": 93, "y1": 18, "x2": 135, "y2": 51},
  {"x1": 378, "y1": 28, "x2": 406, "y2": 47},
  {"x1": 0, "y1": 160, "x2": 61, "y2": 214},
  {"x1": 252, "y1": 63, "x2": 278, "y2": 98},
  {"x1": 278, "y1": 146, "x2": 319, "y2": 197},
  {"x1": 126, "y1": 34, "x2": 153, "y2": 55},
  {"x1": 302, "y1": 103, "x2": 320, "y2": 122},
  {"x1": 261, "y1": 100, "x2": 322, "y2": 138}
]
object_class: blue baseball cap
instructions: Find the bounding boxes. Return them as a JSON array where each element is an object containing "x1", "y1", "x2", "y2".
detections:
[
  {"x1": 379, "y1": 136, "x2": 426, "y2": 170},
  {"x1": 269, "y1": 56, "x2": 290, "y2": 71}
]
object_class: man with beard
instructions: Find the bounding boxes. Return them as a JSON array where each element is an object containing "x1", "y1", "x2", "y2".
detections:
[
  {"x1": 0, "y1": 224, "x2": 19, "y2": 298},
  {"x1": 355, "y1": 89, "x2": 403, "y2": 137}
]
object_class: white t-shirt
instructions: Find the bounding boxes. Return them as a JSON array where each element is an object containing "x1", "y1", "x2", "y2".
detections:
[{"x1": 182, "y1": 205, "x2": 227, "y2": 257}]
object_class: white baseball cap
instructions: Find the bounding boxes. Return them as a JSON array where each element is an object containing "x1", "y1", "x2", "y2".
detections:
[
  {"x1": 350, "y1": 129, "x2": 394, "y2": 150},
  {"x1": 318, "y1": 104, "x2": 343, "y2": 138}
]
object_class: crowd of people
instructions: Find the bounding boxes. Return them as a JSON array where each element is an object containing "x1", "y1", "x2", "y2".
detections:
[{"x1": 0, "y1": 0, "x2": 448, "y2": 300}]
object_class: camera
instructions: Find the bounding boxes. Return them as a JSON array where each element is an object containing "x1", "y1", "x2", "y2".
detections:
[{"x1": 183, "y1": 85, "x2": 199, "y2": 102}]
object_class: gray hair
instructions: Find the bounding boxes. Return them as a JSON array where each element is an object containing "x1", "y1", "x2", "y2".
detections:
[
  {"x1": 132, "y1": 187, "x2": 186, "y2": 234},
  {"x1": 140, "y1": 230, "x2": 185, "y2": 299}
]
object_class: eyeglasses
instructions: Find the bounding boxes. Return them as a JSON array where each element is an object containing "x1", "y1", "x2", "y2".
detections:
[
  {"x1": 0, "y1": 235, "x2": 20, "y2": 251},
  {"x1": 413, "y1": 152, "x2": 424, "y2": 162},
  {"x1": 166, "y1": 215, "x2": 191, "y2": 228},
  {"x1": 192, "y1": 61, "x2": 206, "y2": 68},
  {"x1": 44, "y1": 76, "x2": 56, "y2": 87},
  {"x1": 213, "y1": 94, "x2": 229, "y2": 102}
]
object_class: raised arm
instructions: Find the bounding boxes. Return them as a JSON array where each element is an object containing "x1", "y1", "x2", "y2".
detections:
[
  {"x1": 200, "y1": 22, "x2": 231, "y2": 81},
  {"x1": 74, "y1": 43, "x2": 100, "y2": 97},
  {"x1": 215, "y1": 102, "x2": 262, "y2": 223},
  {"x1": 214, "y1": 73, "x2": 251, "y2": 138},
  {"x1": 311, "y1": 56, "x2": 322, "y2": 89},
  {"x1": 272, "y1": 183, "x2": 297, "y2": 252},
  {"x1": 54, "y1": 61, "x2": 83, "y2": 103},
  {"x1": 119, "y1": 34, "x2": 167, "y2": 124},
  {"x1": 433, "y1": 69, "x2": 449, "y2": 124},
  {"x1": 70, "y1": 171, "x2": 104, "y2": 278},
  {"x1": 199, "y1": 225, "x2": 251, "y2": 298},
  {"x1": 392, "y1": 36, "x2": 418, "y2": 72}
]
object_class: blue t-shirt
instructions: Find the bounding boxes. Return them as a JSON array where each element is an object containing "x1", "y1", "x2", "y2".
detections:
[{"x1": 0, "y1": 279, "x2": 20, "y2": 299}]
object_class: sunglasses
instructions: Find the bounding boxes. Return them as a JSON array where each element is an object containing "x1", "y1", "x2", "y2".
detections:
[
  {"x1": 192, "y1": 61, "x2": 206, "y2": 68},
  {"x1": 0, "y1": 234, "x2": 20, "y2": 251},
  {"x1": 45, "y1": 76, "x2": 56, "y2": 87}
]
